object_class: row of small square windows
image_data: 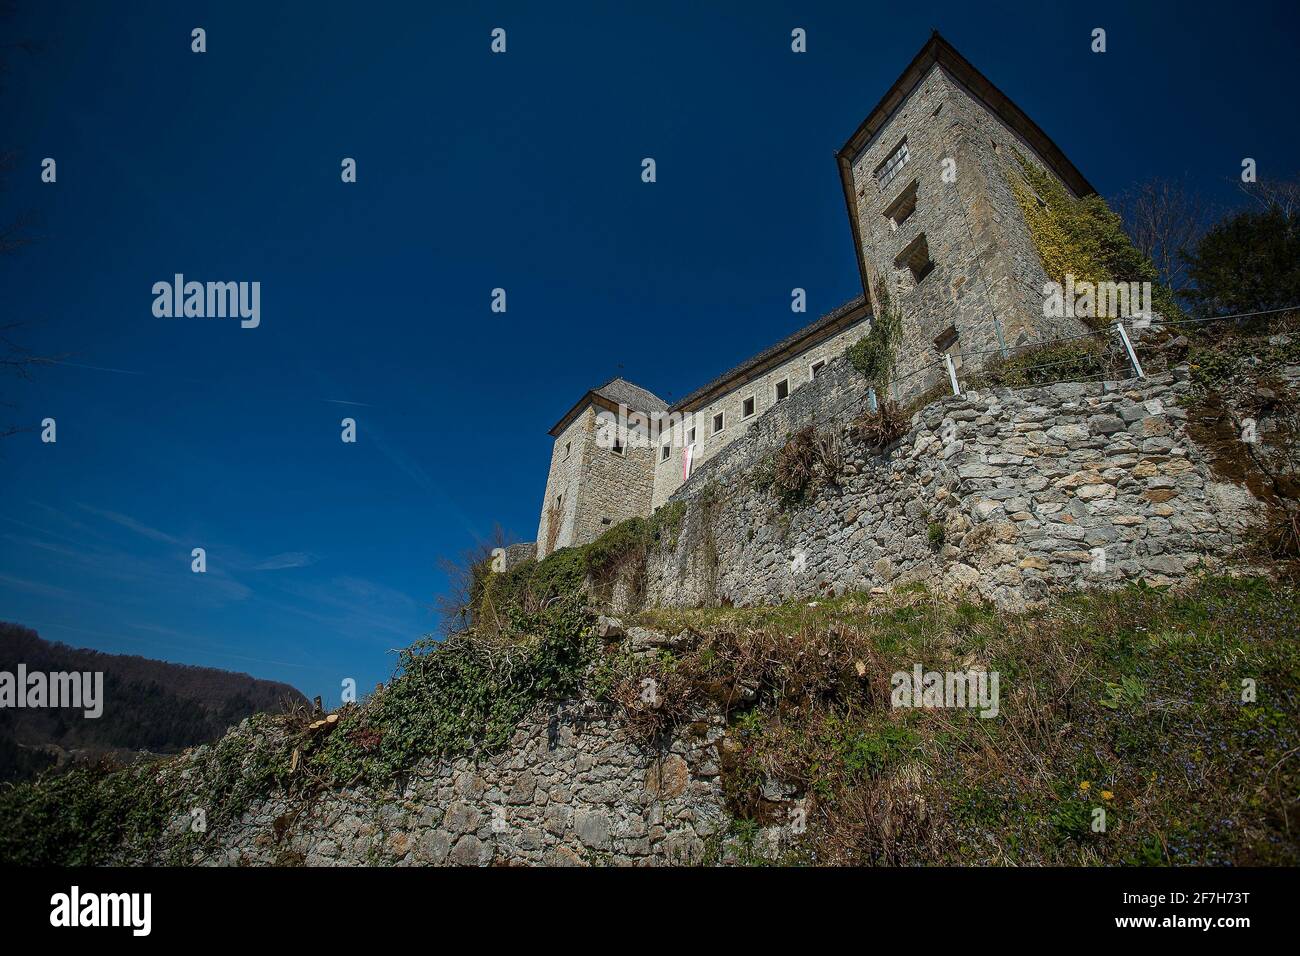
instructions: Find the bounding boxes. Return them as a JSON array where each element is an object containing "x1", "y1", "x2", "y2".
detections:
[{"x1": 654, "y1": 361, "x2": 826, "y2": 462}]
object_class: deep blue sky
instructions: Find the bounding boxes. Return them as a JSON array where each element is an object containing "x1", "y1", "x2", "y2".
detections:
[{"x1": 1, "y1": 1, "x2": 1296, "y2": 702}]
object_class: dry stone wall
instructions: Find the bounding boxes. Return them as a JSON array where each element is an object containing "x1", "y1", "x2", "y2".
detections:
[
  {"x1": 642, "y1": 355, "x2": 1265, "y2": 611},
  {"x1": 149, "y1": 697, "x2": 786, "y2": 867}
]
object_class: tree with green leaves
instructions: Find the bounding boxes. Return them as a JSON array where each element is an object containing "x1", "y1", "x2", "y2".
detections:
[{"x1": 1182, "y1": 205, "x2": 1300, "y2": 317}]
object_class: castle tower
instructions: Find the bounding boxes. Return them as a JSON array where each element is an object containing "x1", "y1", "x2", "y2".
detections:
[
  {"x1": 535, "y1": 378, "x2": 666, "y2": 559},
  {"x1": 836, "y1": 33, "x2": 1095, "y2": 402}
]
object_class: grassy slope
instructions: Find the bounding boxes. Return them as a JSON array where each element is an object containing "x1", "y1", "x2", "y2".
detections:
[
  {"x1": 1, "y1": 575, "x2": 1296, "y2": 866},
  {"x1": 636, "y1": 575, "x2": 1299, "y2": 865}
]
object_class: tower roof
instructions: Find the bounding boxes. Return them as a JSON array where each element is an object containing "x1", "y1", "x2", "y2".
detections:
[
  {"x1": 547, "y1": 377, "x2": 667, "y2": 437},
  {"x1": 835, "y1": 32, "x2": 1095, "y2": 197},
  {"x1": 834, "y1": 32, "x2": 1096, "y2": 298}
]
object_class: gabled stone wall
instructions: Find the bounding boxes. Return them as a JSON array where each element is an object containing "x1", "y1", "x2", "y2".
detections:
[
  {"x1": 845, "y1": 63, "x2": 1091, "y2": 405},
  {"x1": 537, "y1": 404, "x2": 658, "y2": 558}
]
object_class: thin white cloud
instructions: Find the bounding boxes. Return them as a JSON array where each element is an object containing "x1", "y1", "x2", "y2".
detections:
[
  {"x1": 76, "y1": 503, "x2": 180, "y2": 544},
  {"x1": 0, "y1": 573, "x2": 81, "y2": 601},
  {"x1": 2, "y1": 532, "x2": 82, "y2": 558},
  {"x1": 253, "y1": 551, "x2": 317, "y2": 571}
]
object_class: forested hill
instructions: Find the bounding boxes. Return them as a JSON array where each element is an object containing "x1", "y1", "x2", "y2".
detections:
[{"x1": 0, "y1": 622, "x2": 307, "y2": 782}]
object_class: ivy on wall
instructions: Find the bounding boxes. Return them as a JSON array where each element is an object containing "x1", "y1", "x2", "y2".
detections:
[
  {"x1": 847, "y1": 282, "x2": 902, "y2": 389},
  {"x1": 1008, "y1": 154, "x2": 1182, "y2": 327}
]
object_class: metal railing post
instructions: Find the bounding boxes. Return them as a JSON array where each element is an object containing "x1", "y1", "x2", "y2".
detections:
[
  {"x1": 944, "y1": 352, "x2": 961, "y2": 396},
  {"x1": 1114, "y1": 321, "x2": 1145, "y2": 379}
]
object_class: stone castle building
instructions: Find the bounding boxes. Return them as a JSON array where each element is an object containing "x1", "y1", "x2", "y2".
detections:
[{"x1": 536, "y1": 33, "x2": 1095, "y2": 558}]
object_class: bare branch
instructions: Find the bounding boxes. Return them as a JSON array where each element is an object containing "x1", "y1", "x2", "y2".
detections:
[
  {"x1": 1238, "y1": 174, "x2": 1300, "y2": 218},
  {"x1": 1113, "y1": 176, "x2": 1212, "y2": 295}
]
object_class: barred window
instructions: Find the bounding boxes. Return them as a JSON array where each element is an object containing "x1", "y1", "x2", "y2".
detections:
[{"x1": 874, "y1": 139, "x2": 910, "y2": 192}]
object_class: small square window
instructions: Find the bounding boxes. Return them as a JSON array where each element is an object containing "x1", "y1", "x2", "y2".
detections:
[
  {"x1": 563, "y1": 441, "x2": 571, "y2": 460},
  {"x1": 612, "y1": 438, "x2": 624, "y2": 456},
  {"x1": 742, "y1": 396, "x2": 756, "y2": 418},
  {"x1": 712, "y1": 412, "x2": 724, "y2": 434},
  {"x1": 810, "y1": 360, "x2": 826, "y2": 379},
  {"x1": 896, "y1": 233, "x2": 934, "y2": 285},
  {"x1": 775, "y1": 379, "x2": 789, "y2": 402},
  {"x1": 687, "y1": 426, "x2": 696, "y2": 444},
  {"x1": 661, "y1": 444, "x2": 671, "y2": 462},
  {"x1": 883, "y1": 181, "x2": 918, "y2": 231}
]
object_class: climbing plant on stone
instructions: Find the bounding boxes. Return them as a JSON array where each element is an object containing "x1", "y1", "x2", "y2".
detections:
[{"x1": 1008, "y1": 153, "x2": 1182, "y2": 327}]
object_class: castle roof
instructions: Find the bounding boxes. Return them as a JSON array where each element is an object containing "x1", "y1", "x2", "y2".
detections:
[
  {"x1": 670, "y1": 295, "x2": 869, "y2": 413},
  {"x1": 547, "y1": 377, "x2": 668, "y2": 437},
  {"x1": 593, "y1": 377, "x2": 668, "y2": 415}
]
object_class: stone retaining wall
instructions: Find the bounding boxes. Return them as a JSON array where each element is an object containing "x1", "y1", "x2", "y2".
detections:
[
  {"x1": 157, "y1": 699, "x2": 767, "y2": 867},
  {"x1": 642, "y1": 362, "x2": 1264, "y2": 611}
]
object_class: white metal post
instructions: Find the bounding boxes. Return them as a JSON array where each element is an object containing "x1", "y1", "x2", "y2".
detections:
[
  {"x1": 944, "y1": 352, "x2": 961, "y2": 396},
  {"x1": 1114, "y1": 321, "x2": 1145, "y2": 379}
]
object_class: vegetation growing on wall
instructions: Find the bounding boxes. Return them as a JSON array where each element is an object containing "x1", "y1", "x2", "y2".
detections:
[
  {"x1": 1009, "y1": 154, "x2": 1182, "y2": 328},
  {"x1": 471, "y1": 502, "x2": 686, "y2": 627},
  {"x1": 851, "y1": 400, "x2": 908, "y2": 452},
  {"x1": 847, "y1": 283, "x2": 902, "y2": 389},
  {"x1": 306, "y1": 601, "x2": 592, "y2": 788},
  {"x1": 965, "y1": 337, "x2": 1114, "y2": 390},
  {"x1": 0, "y1": 598, "x2": 597, "y2": 866},
  {"x1": 1179, "y1": 314, "x2": 1300, "y2": 567},
  {"x1": 6, "y1": 566, "x2": 1298, "y2": 867},
  {"x1": 752, "y1": 426, "x2": 842, "y2": 508}
]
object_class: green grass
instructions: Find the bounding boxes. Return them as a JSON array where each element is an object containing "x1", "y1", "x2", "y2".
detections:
[{"x1": 634, "y1": 574, "x2": 1300, "y2": 865}]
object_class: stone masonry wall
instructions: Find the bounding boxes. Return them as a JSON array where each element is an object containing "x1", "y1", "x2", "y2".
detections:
[
  {"x1": 580, "y1": 408, "x2": 657, "y2": 543},
  {"x1": 155, "y1": 697, "x2": 773, "y2": 867},
  {"x1": 641, "y1": 356, "x2": 1264, "y2": 612},
  {"x1": 538, "y1": 405, "x2": 657, "y2": 558},
  {"x1": 536, "y1": 410, "x2": 590, "y2": 557},
  {"x1": 650, "y1": 314, "x2": 872, "y2": 509}
]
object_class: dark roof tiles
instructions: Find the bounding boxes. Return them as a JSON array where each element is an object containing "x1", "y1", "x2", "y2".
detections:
[{"x1": 670, "y1": 296, "x2": 869, "y2": 412}]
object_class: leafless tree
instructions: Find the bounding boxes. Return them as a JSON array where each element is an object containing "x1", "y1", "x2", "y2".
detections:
[
  {"x1": 1113, "y1": 176, "x2": 1212, "y2": 296},
  {"x1": 1238, "y1": 173, "x2": 1300, "y2": 218},
  {"x1": 1, "y1": 322, "x2": 55, "y2": 438}
]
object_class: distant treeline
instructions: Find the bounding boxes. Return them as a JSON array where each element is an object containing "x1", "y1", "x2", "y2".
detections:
[{"x1": 0, "y1": 622, "x2": 307, "y2": 782}]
